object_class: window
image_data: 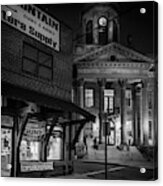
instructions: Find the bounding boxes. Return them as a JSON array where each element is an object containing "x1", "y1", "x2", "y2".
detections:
[
  {"x1": 148, "y1": 121, "x2": 152, "y2": 139},
  {"x1": 22, "y1": 43, "x2": 53, "y2": 80},
  {"x1": 148, "y1": 110, "x2": 152, "y2": 117},
  {"x1": 86, "y1": 20, "x2": 93, "y2": 44},
  {"x1": 148, "y1": 92, "x2": 152, "y2": 109},
  {"x1": 104, "y1": 89, "x2": 114, "y2": 113},
  {"x1": 47, "y1": 126, "x2": 63, "y2": 160},
  {"x1": 113, "y1": 20, "x2": 118, "y2": 42},
  {"x1": 125, "y1": 89, "x2": 132, "y2": 108},
  {"x1": 20, "y1": 140, "x2": 41, "y2": 161},
  {"x1": 85, "y1": 89, "x2": 94, "y2": 108},
  {"x1": 19, "y1": 119, "x2": 46, "y2": 161}
]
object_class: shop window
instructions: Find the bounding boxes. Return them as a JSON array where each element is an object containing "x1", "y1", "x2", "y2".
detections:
[
  {"x1": 47, "y1": 126, "x2": 63, "y2": 160},
  {"x1": 86, "y1": 20, "x2": 93, "y2": 44},
  {"x1": 22, "y1": 43, "x2": 53, "y2": 80},
  {"x1": 85, "y1": 89, "x2": 94, "y2": 108},
  {"x1": 104, "y1": 89, "x2": 114, "y2": 113},
  {"x1": 19, "y1": 119, "x2": 46, "y2": 161},
  {"x1": 20, "y1": 140, "x2": 41, "y2": 161}
]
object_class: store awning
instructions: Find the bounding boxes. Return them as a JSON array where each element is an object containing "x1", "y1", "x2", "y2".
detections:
[{"x1": 2, "y1": 83, "x2": 95, "y2": 122}]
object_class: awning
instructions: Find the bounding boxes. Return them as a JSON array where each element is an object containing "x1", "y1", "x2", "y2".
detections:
[{"x1": 2, "y1": 83, "x2": 95, "y2": 122}]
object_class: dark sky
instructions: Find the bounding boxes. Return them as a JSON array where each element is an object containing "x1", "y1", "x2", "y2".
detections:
[{"x1": 38, "y1": 1, "x2": 157, "y2": 56}]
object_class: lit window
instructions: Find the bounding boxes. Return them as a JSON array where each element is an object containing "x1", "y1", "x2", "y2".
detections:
[
  {"x1": 22, "y1": 43, "x2": 53, "y2": 80},
  {"x1": 125, "y1": 90, "x2": 132, "y2": 108},
  {"x1": 20, "y1": 140, "x2": 41, "y2": 161},
  {"x1": 47, "y1": 127, "x2": 62, "y2": 160},
  {"x1": 19, "y1": 119, "x2": 45, "y2": 161},
  {"x1": 104, "y1": 89, "x2": 114, "y2": 113},
  {"x1": 85, "y1": 89, "x2": 94, "y2": 108}
]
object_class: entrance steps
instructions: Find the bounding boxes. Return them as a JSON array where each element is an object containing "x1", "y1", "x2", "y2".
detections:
[{"x1": 85, "y1": 145, "x2": 147, "y2": 164}]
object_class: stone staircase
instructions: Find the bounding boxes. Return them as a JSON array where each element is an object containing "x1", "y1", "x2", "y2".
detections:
[{"x1": 85, "y1": 145, "x2": 147, "y2": 163}]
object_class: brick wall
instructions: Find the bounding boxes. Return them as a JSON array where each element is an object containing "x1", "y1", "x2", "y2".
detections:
[{"x1": 1, "y1": 21, "x2": 73, "y2": 101}]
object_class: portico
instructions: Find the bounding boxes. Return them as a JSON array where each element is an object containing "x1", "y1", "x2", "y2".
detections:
[{"x1": 73, "y1": 42, "x2": 155, "y2": 147}]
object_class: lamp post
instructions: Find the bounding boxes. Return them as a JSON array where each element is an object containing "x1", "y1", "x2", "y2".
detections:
[
  {"x1": 104, "y1": 115, "x2": 108, "y2": 180},
  {"x1": 104, "y1": 107, "x2": 120, "y2": 180}
]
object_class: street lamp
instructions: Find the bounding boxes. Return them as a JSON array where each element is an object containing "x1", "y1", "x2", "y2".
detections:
[{"x1": 104, "y1": 107, "x2": 120, "y2": 179}]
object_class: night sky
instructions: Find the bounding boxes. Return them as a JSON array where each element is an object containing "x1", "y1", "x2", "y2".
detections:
[{"x1": 38, "y1": 1, "x2": 157, "y2": 56}]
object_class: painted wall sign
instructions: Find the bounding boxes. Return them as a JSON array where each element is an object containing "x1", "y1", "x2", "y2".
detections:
[
  {"x1": 23, "y1": 119, "x2": 46, "y2": 141},
  {"x1": 1, "y1": 5, "x2": 60, "y2": 51},
  {"x1": 21, "y1": 161, "x2": 54, "y2": 172}
]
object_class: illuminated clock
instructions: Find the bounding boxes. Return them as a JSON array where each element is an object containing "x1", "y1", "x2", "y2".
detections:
[{"x1": 98, "y1": 17, "x2": 108, "y2": 26}]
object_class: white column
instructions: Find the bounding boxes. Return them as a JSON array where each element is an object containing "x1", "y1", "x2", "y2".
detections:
[
  {"x1": 78, "y1": 79, "x2": 84, "y2": 141},
  {"x1": 98, "y1": 78, "x2": 106, "y2": 144},
  {"x1": 119, "y1": 79, "x2": 127, "y2": 145},
  {"x1": 141, "y1": 80, "x2": 149, "y2": 146}
]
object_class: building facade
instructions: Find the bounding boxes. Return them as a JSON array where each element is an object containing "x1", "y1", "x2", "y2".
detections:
[
  {"x1": 73, "y1": 4, "x2": 157, "y2": 148},
  {"x1": 1, "y1": 5, "x2": 95, "y2": 177}
]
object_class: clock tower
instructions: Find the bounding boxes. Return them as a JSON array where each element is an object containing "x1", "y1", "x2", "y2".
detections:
[{"x1": 81, "y1": 3, "x2": 120, "y2": 46}]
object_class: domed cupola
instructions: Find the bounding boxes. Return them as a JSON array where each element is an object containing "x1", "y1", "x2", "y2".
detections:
[{"x1": 82, "y1": 4, "x2": 120, "y2": 45}]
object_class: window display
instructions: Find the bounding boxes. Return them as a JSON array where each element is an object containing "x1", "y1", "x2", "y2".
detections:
[
  {"x1": 47, "y1": 126, "x2": 63, "y2": 160},
  {"x1": 20, "y1": 119, "x2": 45, "y2": 161}
]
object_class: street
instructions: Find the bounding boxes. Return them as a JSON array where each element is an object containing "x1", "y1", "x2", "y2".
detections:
[{"x1": 58, "y1": 160, "x2": 156, "y2": 180}]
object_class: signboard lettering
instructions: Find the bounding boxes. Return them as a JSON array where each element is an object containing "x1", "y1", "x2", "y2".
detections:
[
  {"x1": 21, "y1": 162, "x2": 54, "y2": 172},
  {"x1": 23, "y1": 119, "x2": 46, "y2": 141},
  {"x1": 1, "y1": 5, "x2": 60, "y2": 51}
]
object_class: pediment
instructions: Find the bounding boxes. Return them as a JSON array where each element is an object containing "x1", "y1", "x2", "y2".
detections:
[{"x1": 74, "y1": 42, "x2": 154, "y2": 63}]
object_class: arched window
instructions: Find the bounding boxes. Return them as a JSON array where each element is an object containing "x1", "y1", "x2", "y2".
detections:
[
  {"x1": 113, "y1": 20, "x2": 118, "y2": 42},
  {"x1": 98, "y1": 16, "x2": 108, "y2": 45},
  {"x1": 86, "y1": 20, "x2": 93, "y2": 44}
]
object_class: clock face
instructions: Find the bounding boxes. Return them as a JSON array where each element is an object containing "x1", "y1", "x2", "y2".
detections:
[{"x1": 99, "y1": 17, "x2": 107, "y2": 26}]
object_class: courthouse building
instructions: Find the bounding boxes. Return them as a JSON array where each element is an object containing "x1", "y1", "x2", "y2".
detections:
[
  {"x1": 73, "y1": 4, "x2": 157, "y2": 148},
  {"x1": 1, "y1": 5, "x2": 95, "y2": 177}
]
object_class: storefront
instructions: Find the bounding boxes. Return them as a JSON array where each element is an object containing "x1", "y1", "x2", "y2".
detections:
[
  {"x1": 1, "y1": 4, "x2": 95, "y2": 177},
  {"x1": 19, "y1": 118, "x2": 64, "y2": 174},
  {"x1": 1, "y1": 84, "x2": 95, "y2": 177},
  {"x1": 19, "y1": 117, "x2": 63, "y2": 176}
]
